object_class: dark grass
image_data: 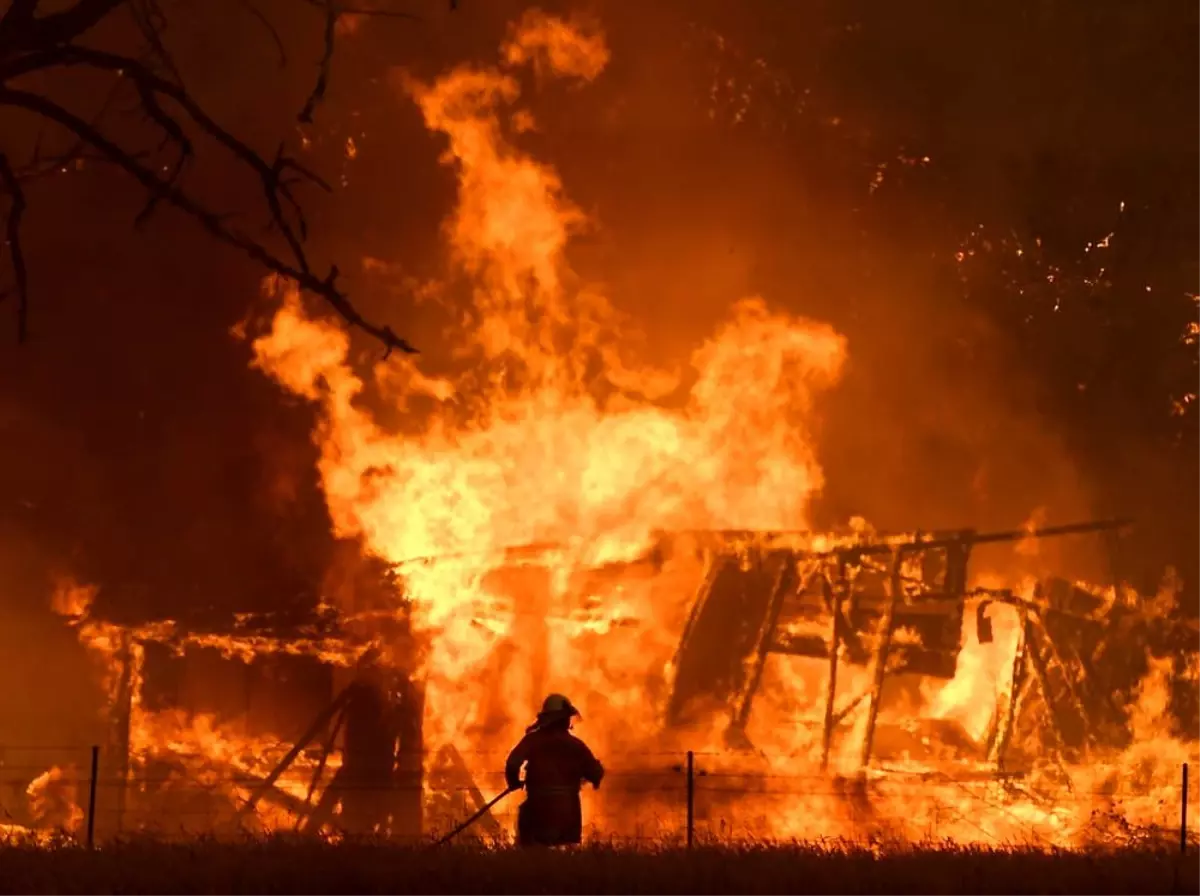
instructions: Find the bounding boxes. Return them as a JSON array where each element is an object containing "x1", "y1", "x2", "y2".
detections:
[{"x1": 0, "y1": 837, "x2": 1197, "y2": 895}]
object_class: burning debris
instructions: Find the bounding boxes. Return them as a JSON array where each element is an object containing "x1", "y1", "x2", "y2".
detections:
[
  {"x1": 32, "y1": 520, "x2": 1193, "y2": 845},
  {"x1": 17, "y1": 11, "x2": 1197, "y2": 851},
  {"x1": 662, "y1": 519, "x2": 1138, "y2": 769},
  {"x1": 26, "y1": 766, "x2": 82, "y2": 833}
]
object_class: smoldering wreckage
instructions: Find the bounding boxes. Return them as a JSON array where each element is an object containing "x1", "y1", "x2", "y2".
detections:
[
  {"x1": 5, "y1": 11, "x2": 1197, "y2": 849},
  {"x1": 10, "y1": 516, "x2": 1195, "y2": 846}
]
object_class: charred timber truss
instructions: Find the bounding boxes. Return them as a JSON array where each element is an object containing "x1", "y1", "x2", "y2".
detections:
[
  {"x1": 93, "y1": 516, "x2": 1138, "y2": 836},
  {"x1": 237, "y1": 660, "x2": 428, "y2": 838},
  {"x1": 97, "y1": 591, "x2": 431, "y2": 839},
  {"x1": 665, "y1": 518, "x2": 1133, "y2": 774}
]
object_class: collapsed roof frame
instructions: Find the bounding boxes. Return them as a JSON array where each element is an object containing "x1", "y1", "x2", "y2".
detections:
[
  {"x1": 665, "y1": 518, "x2": 1134, "y2": 777},
  {"x1": 90, "y1": 517, "x2": 1135, "y2": 836}
]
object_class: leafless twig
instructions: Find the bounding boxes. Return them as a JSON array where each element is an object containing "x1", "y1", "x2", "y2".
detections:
[
  {"x1": 234, "y1": 0, "x2": 288, "y2": 68},
  {"x1": 0, "y1": 0, "x2": 426, "y2": 354},
  {"x1": 0, "y1": 152, "x2": 29, "y2": 343},
  {"x1": 297, "y1": 0, "x2": 419, "y2": 125},
  {"x1": 299, "y1": 0, "x2": 341, "y2": 125}
]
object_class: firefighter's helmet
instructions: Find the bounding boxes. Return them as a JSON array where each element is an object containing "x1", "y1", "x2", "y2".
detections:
[{"x1": 540, "y1": 693, "x2": 580, "y2": 718}]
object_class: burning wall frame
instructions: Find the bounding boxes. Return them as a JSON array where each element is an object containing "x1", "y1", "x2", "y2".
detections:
[
  {"x1": 89, "y1": 517, "x2": 1147, "y2": 838},
  {"x1": 664, "y1": 519, "x2": 1137, "y2": 776},
  {"x1": 93, "y1": 593, "x2": 429, "y2": 839}
]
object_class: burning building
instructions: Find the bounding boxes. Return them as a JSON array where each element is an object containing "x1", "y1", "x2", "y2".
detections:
[{"x1": 11, "y1": 9, "x2": 1197, "y2": 849}]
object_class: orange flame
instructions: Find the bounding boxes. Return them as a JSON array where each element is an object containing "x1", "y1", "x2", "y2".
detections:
[
  {"x1": 253, "y1": 12, "x2": 847, "y2": 768},
  {"x1": 26, "y1": 766, "x2": 83, "y2": 833}
]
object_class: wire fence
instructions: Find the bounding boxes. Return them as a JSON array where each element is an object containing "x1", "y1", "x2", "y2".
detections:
[{"x1": 0, "y1": 745, "x2": 1195, "y2": 852}]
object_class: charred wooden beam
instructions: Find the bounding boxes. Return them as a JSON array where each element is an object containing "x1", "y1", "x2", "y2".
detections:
[
  {"x1": 392, "y1": 671, "x2": 426, "y2": 840},
  {"x1": 677, "y1": 518, "x2": 1133, "y2": 559},
  {"x1": 300, "y1": 763, "x2": 348, "y2": 835},
  {"x1": 821, "y1": 565, "x2": 846, "y2": 771},
  {"x1": 666, "y1": 551, "x2": 780, "y2": 728},
  {"x1": 1020, "y1": 614, "x2": 1074, "y2": 781},
  {"x1": 295, "y1": 703, "x2": 347, "y2": 827},
  {"x1": 858, "y1": 548, "x2": 905, "y2": 772},
  {"x1": 237, "y1": 685, "x2": 353, "y2": 822},
  {"x1": 730, "y1": 559, "x2": 799, "y2": 734},
  {"x1": 230, "y1": 771, "x2": 316, "y2": 822},
  {"x1": 388, "y1": 518, "x2": 1132, "y2": 572},
  {"x1": 110, "y1": 631, "x2": 135, "y2": 835},
  {"x1": 1032, "y1": 613, "x2": 1093, "y2": 753},
  {"x1": 340, "y1": 675, "x2": 405, "y2": 836},
  {"x1": 832, "y1": 690, "x2": 870, "y2": 727},
  {"x1": 990, "y1": 609, "x2": 1030, "y2": 770},
  {"x1": 439, "y1": 744, "x2": 501, "y2": 840}
]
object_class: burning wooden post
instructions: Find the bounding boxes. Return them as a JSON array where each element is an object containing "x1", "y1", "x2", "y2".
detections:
[
  {"x1": 240, "y1": 685, "x2": 353, "y2": 823},
  {"x1": 428, "y1": 743, "x2": 503, "y2": 840},
  {"x1": 392, "y1": 671, "x2": 426, "y2": 840},
  {"x1": 858, "y1": 548, "x2": 904, "y2": 772},
  {"x1": 109, "y1": 630, "x2": 136, "y2": 834},
  {"x1": 820, "y1": 562, "x2": 848, "y2": 771},
  {"x1": 666, "y1": 548, "x2": 782, "y2": 731},
  {"x1": 731, "y1": 557, "x2": 801, "y2": 735},
  {"x1": 987, "y1": 605, "x2": 1030, "y2": 770},
  {"x1": 323, "y1": 664, "x2": 397, "y2": 835}
]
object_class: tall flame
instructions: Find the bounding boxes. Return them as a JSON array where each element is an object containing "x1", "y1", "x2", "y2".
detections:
[{"x1": 252, "y1": 11, "x2": 846, "y2": 763}]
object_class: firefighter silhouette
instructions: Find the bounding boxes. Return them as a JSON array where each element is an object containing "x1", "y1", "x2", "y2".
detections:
[{"x1": 504, "y1": 693, "x2": 604, "y2": 847}]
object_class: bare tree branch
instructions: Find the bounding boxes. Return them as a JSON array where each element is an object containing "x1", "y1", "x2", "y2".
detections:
[
  {"x1": 126, "y1": 0, "x2": 184, "y2": 85},
  {"x1": 298, "y1": 0, "x2": 422, "y2": 19},
  {"x1": 297, "y1": 0, "x2": 418, "y2": 125},
  {"x1": 12, "y1": 77, "x2": 126, "y2": 181},
  {"x1": 0, "y1": 0, "x2": 425, "y2": 354},
  {"x1": 234, "y1": 0, "x2": 288, "y2": 68},
  {"x1": 0, "y1": 0, "x2": 127, "y2": 51},
  {"x1": 1, "y1": 84, "x2": 417, "y2": 355},
  {"x1": 0, "y1": 2, "x2": 42, "y2": 37},
  {"x1": 298, "y1": 0, "x2": 339, "y2": 124},
  {"x1": 0, "y1": 152, "x2": 29, "y2": 343}
]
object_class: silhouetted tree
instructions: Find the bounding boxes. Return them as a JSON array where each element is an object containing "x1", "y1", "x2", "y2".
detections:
[{"x1": 0, "y1": 0, "x2": 429, "y2": 351}]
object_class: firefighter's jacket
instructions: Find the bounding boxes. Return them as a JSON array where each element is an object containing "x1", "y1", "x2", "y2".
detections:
[{"x1": 504, "y1": 727, "x2": 604, "y2": 846}]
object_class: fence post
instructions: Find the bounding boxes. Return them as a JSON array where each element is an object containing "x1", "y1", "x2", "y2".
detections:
[
  {"x1": 87, "y1": 745, "x2": 99, "y2": 850},
  {"x1": 686, "y1": 750, "x2": 694, "y2": 849},
  {"x1": 1182, "y1": 762, "x2": 1189, "y2": 855}
]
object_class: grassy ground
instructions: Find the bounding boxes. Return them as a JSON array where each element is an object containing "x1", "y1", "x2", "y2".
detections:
[{"x1": 0, "y1": 837, "x2": 1195, "y2": 894}]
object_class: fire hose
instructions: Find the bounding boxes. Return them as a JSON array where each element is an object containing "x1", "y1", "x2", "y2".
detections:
[{"x1": 432, "y1": 785, "x2": 517, "y2": 847}]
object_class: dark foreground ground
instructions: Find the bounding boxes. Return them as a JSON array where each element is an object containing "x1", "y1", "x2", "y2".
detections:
[{"x1": 0, "y1": 838, "x2": 1196, "y2": 895}]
